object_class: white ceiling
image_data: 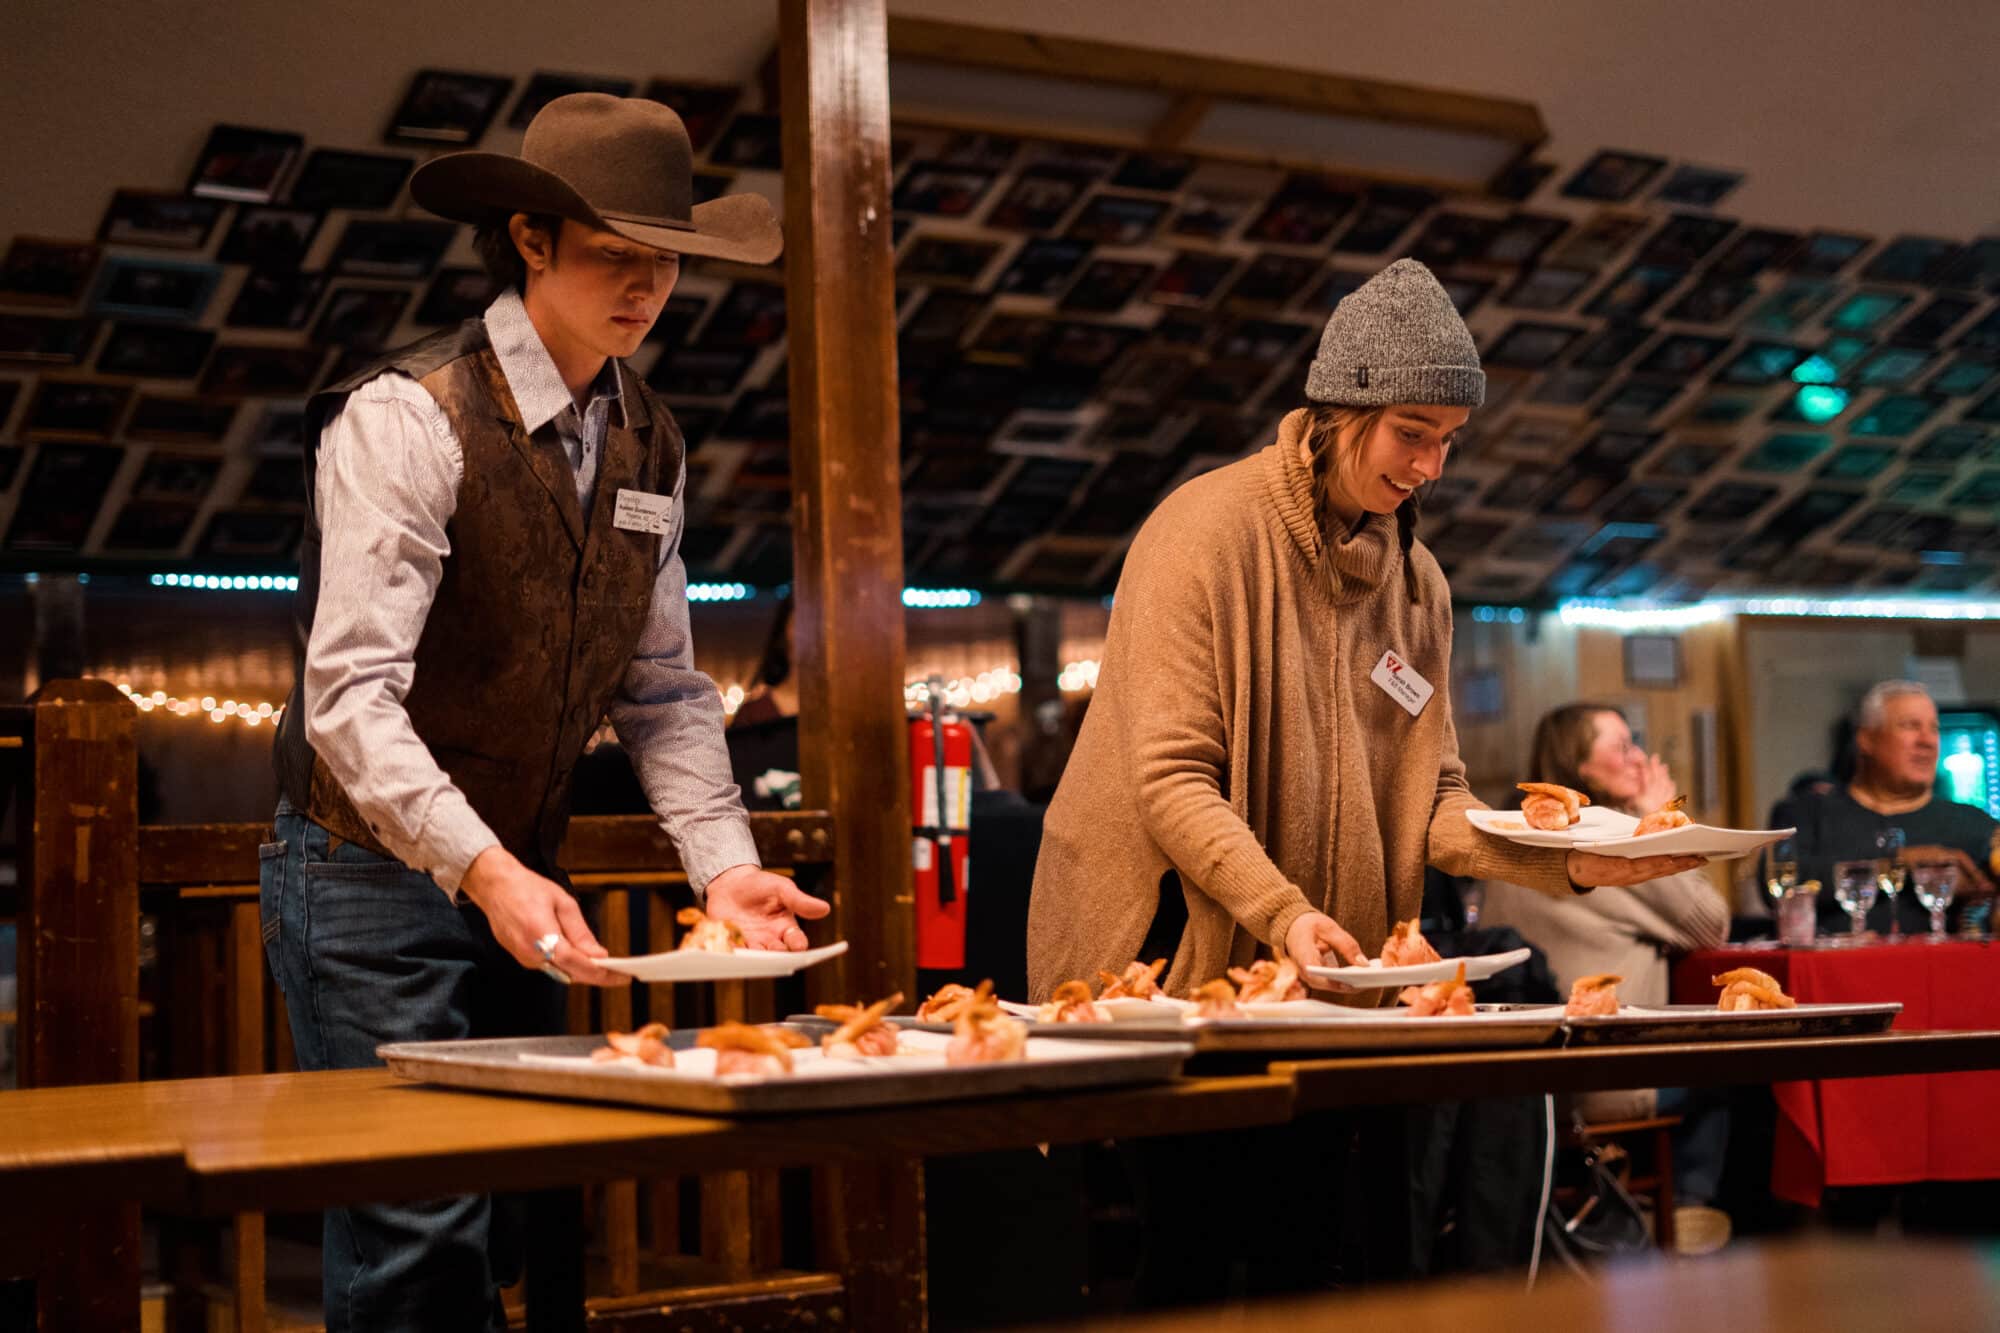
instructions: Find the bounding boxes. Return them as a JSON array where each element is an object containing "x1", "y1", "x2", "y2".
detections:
[{"x1": 4, "y1": 0, "x2": 1996, "y2": 242}]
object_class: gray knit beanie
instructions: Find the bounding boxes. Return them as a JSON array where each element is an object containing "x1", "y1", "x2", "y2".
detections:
[{"x1": 1304, "y1": 258, "x2": 1485, "y2": 408}]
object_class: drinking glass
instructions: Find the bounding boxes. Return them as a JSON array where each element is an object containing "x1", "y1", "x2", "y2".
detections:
[
  {"x1": 1459, "y1": 880, "x2": 1486, "y2": 931},
  {"x1": 1832, "y1": 859, "x2": 1879, "y2": 939},
  {"x1": 1875, "y1": 828, "x2": 1907, "y2": 940},
  {"x1": 1911, "y1": 862, "x2": 1958, "y2": 939},
  {"x1": 1764, "y1": 837, "x2": 1798, "y2": 907}
]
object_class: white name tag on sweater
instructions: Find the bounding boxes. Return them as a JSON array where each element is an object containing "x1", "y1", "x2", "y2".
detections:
[
  {"x1": 613, "y1": 488, "x2": 673, "y2": 535},
  {"x1": 1371, "y1": 649, "x2": 1435, "y2": 718}
]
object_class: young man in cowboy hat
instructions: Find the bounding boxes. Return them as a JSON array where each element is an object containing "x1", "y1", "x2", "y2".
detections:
[{"x1": 263, "y1": 93, "x2": 818, "y2": 1329}]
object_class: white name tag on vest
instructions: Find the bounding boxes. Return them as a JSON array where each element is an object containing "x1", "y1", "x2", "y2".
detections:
[
  {"x1": 612, "y1": 488, "x2": 673, "y2": 536},
  {"x1": 1370, "y1": 649, "x2": 1435, "y2": 719}
]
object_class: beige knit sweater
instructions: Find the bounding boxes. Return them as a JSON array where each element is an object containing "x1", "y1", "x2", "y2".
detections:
[{"x1": 1027, "y1": 410, "x2": 1575, "y2": 1001}]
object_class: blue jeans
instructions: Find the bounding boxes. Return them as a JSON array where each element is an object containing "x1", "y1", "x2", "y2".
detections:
[
  {"x1": 1656, "y1": 1085, "x2": 1731, "y2": 1207},
  {"x1": 260, "y1": 797, "x2": 571, "y2": 1332}
]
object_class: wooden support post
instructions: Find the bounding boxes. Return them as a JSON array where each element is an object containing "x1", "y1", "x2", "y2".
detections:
[
  {"x1": 227, "y1": 901, "x2": 264, "y2": 1076},
  {"x1": 781, "y1": 2, "x2": 925, "y2": 1329},
  {"x1": 230, "y1": 1212, "x2": 268, "y2": 1333},
  {"x1": 20, "y1": 679, "x2": 142, "y2": 1333}
]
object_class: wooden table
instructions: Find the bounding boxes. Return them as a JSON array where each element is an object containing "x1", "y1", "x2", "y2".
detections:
[
  {"x1": 1055, "y1": 1237, "x2": 1999, "y2": 1332},
  {"x1": 6, "y1": 1030, "x2": 2000, "y2": 1329}
]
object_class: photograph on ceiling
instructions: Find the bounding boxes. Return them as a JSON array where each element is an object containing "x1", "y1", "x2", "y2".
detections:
[
  {"x1": 125, "y1": 394, "x2": 237, "y2": 444},
  {"x1": 188, "y1": 124, "x2": 305, "y2": 203},
  {"x1": 330, "y1": 220, "x2": 456, "y2": 280},
  {"x1": 312, "y1": 286, "x2": 412, "y2": 349},
  {"x1": 1551, "y1": 211, "x2": 1648, "y2": 268},
  {"x1": 1060, "y1": 258, "x2": 1158, "y2": 313},
  {"x1": 1895, "y1": 294, "x2": 1981, "y2": 345},
  {"x1": 1481, "y1": 212, "x2": 1570, "y2": 267},
  {"x1": 640, "y1": 293, "x2": 710, "y2": 348},
  {"x1": 892, "y1": 162, "x2": 998, "y2": 217},
  {"x1": 1168, "y1": 184, "x2": 1260, "y2": 241},
  {"x1": 415, "y1": 267, "x2": 503, "y2": 327},
  {"x1": 1439, "y1": 276, "x2": 1496, "y2": 317},
  {"x1": 1530, "y1": 368, "x2": 1609, "y2": 406},
  {"x1": 1963, "y1": 384, "x2": 2000, "y2": 424},
  {"x1": 1684, "y1": 481, "x2": 1777, "y2": 524},
  {"x1": 709, "y1": 113, "x2": 784, "y2": 170},
  {"x1": 509, "y1": 72, "x2": 635, "y2": 129},
  {"x1": 1638, "y1": 213, "x2": 1738, "y2": 268},
  {"x1": 226, "y1": 272, "x2": 326, "y2": 331},
  {"x1": 1707, "y1": 227, "x2": 1803, "y2": 279},
  {"x1": 0, "y1": 314, "x2": 95, "y2": 365},
  {"x1": 640, "y1": 81, "x2": 741, "y2": 152},
  {"x1": 1335, "y1": 187, "x2": 1436, "y2": 254},
  {"x1": 197, "y1": 508, "x2": 304, "y2": 558},
  {"x1": 1067, "y1": 193, "x2": 1170, "y2": 246},
  {"x1": 1745, "y1": 277, "x2": 1839, "y2": 334},
  {"x1": 198, "y1": 344, "x2": 328, "y2": 398},
  {"x1": 1111, "y1": 151, "x2": 1196, "y2": 193},
  {"x1": 995, "y1": 237, "x2": 1090, "y2": 297},
  {"x1": 1853, "y1": 346, "x2": 1934, "y2": 390},
  {"x1": 897, "y1": 235, "x2": 1003, "y2": 287},
  {"x1": 1147, "y1": 250, "x2": 1240, "y2": 308},
  {"x1": 718, "y1": 390, "x2": 790, "y2": 444},
  {"x1": 1635, "y1": 333, "x2": 1731, "y2": 378},
  {"x1": 1300, "y1": 266, "x2": 1371, "y2": 312},
  {"x1": 1883, "y1": 469, "x2": 1954, "y2": 503},
  {"x1": 1595, "y1": 378, "x2": 1683, "y2": 421},
  {"x1": 647, "y1": 346, "x2": 756, "y2": 398},
  {"x1": 701, "y1": 282, "x2": 788, "y2": 346},
  {"x1": 247, "y1": 402, "x2": 306, "y2": 454},
  {"x1": 1861, "y1": 235, "x2": 1960, "y2": 285},
  {"x1": 1948, "y1": 471, "x2": 2000, "y2": 508},
  {"x1": 899, "y1": 289, "x2": 987, "y2": 346},
  {"x1": 1245, "y1": 174, "x2": 1357, "y2": 247},
  {"x1": 1786, "y1": 230, "x2": 1873, "y2": 276},
  {"x1": 95, "y1": 322, "x2": 216, "y2": 378},
  {"x1": 1717, "y1": 341, "x2": 1808, "y2": 386},
  {"x1": 1931, "y1": 357, "x2": 1997, "y2": 398},
  {"x1": 1909, "y1": 424, "x2": 1987, "y2": 464},
  {"x1": 1570, "y1": 323, "x2": 1655, "y2": 371},
  {"x1": 1584, "y1": 263, "x2": 1685, "y2": 320},
  {"x1": 1654, "y1": 164, "x2": 1744, "y2": 208},
  {"x1": 1825, "y1": 289, "x2": 1915, "y2": 335},
  {"x1": 1602, "y1": 482, "x2": 1690, "y2": 523},
  {"x1": 1739, "y1": 431, "x2": 1834, "y2": 473},
  {"x1": 1482, "y1": 464, "x2": 1556, "y2": 511},
  {"x1": 985, "y1": 166, "x2": 1095, "y2": 231},
  {"x1": 1560, "y1": 150, "x2": 1668, "y2": 202},
  {"x1": 130, "y1": 451, "x2": 223, "y2": 503},
  {"x1": 0, "y1": 237, "x2": 101, "y2": 305},
  {"x1": 287, "y1": 148, "x2": 414, "y2": 211},
  {"x1": 1500, "y1": 264, "x2": 1594, "y2": 311},
  {"x1": 937, "y1": 132, "x2": 1022, "y2": 172},
  {"x1": 1489, "y1": 413, "x2": 1579, "y2": 463},
  {"x1": 5, "y1": 442, "x2": 122, "y2": 551},
  {"x1": 217, "y1": 205, "x2": 324, "y2": 271},
  {"x1": 1224, "y1": 252, "x2": 1321, "y2": 307},
  {"x1": 1484, "y1": 320, "x2": 1584, "y2": 369},
  {"x1": 91, "y1": 258, "x2": 221, "y2": 322},
  {"x1": 96, "y1": 190, "x2": 225, "y2": 250},
  {"x1": 102, "y1": 501, "x2": 197, "y2": 553},
  {"x1": 1538, "y1": 470, "x2": 1623, "y2": 515},
  {"x1": 1663, "y1": 275, "x2": 1757, "y2": 324},
  {"x1": 1646, "y1": 441, "x2": 1734, "y2": 478},
  {"x1": 1575, "y1": 427, "x2": 1662, "y2": 466},
  {"x1": 1409, "y1": 212, "x2": 1504, "y2": 268},
  {"x1": 387, "y1": 70, "x2": 513, "y2": 145},
  {"x1": 23, "y1": 379, "x2": 129, "y2": 438}
]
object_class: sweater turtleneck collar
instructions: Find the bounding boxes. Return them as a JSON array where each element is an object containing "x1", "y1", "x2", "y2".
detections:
[{"x1": 1266, "y1": 408, "x2": 1400, "y2": 605}]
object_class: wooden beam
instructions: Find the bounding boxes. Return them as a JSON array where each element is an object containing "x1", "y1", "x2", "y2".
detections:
[
  {"x1": 887, "y1": 15, "x2": 1547, "y2": 147},
  {"x1": 781, "y1": 3, "x2": 924, "y2": 1330},
  {"x1": 1148, "y1": 92, "x2": 1213, "y2": 149}
]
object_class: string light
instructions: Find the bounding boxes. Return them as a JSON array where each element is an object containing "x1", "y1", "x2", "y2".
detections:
[
  {"x1": 902, "y1": 659, "x2": 1094, "y2": 710},
  {"x1": 687, "y1": 582, "x2": 755, "y2": 602},
  {"x1": 150, "y1": 572, "x2": 298, "y2": 592},
  {"x1": 114, "y1": 682, "x2": 284, "y2": 729},
  {"x1": 1558, "y1": 595, "x2": 2000, "y2": 631},
  {"x1": 903, "y1": 587, "x2": 982, "y2": 609}
]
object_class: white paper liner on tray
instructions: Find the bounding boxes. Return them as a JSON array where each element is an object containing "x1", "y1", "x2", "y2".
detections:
[{"x1": 596, "y1": 940, "x2": 847, "y2": 983}]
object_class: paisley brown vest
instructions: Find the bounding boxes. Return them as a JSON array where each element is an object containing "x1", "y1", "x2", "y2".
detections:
[{"x1": 275, "y1": 320, "x2": 684, "y2": 878}]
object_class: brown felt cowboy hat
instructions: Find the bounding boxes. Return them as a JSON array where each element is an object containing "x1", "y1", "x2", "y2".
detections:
[{"x1": 410, "y1": 92, "x2": 782, "y2": 265}]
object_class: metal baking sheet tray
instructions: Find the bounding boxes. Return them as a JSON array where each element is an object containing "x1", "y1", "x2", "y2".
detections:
[
  {"x1": 379, "y1": 1025, "x2": 1192, "y2": 1116},
  {"x1": 1559, "y1": 1002, "x2": 1903, "y2": 1046},
  {"x1": 791, "y1": 1007, "x2": 1569, "y2": 1056}
]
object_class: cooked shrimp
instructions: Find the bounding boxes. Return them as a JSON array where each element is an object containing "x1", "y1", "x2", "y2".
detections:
[
  {"x1": 815, "y1": 992, "x2": 905, "y2": 1059},
  {"x1": 1565, "y1": 973, "x2": 1623, "y2": 1018},
  {"x1": 591, "y1": 1021, "x2": 675, "y2": 1067},
  {"x1": 1635, "y1": 795, "x2": 1693, "y2": 836},
  {"x1": 1227, "y1": 958, "x2": 1306, "y2": 1005},
  {"x1": 916, "y1": 983, "x2": 980, "y2": 1023},
  {"x1": 1713, "y1": 967, "x2": 1795, "y2": 1011},
  {"x1": 1380, "y1": 918, "x2": 1443, "y2": 968},
  {"x1": 1190, "y1": 978, "x2": 1242, "y2": 1019},
  {"x1": 945, "y1": 982, "x2": 1028, "y2": 1065},
  {"x1": 676, "y1": 906, "x2": 747, "y2": 953},
  {"x1": 1518, "y1": 781, "x2": 1590, "y2": 831},
  {"x1": 699, "y1": 1021, "x2": 811, "y2": 1075},
  {"x1": 1038, "y1": 979, "x2": 1108, "y2": 1023},
  {"x1": 1098, "y1": 958, "x2": 1169, "y2": 1001},
  {"x1": 1399, "y1": 961, "x2": 1475, "y2": 1017}
]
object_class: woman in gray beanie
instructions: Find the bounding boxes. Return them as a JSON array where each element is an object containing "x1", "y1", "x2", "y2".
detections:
[{"x1": 1026, "y1": 256, "x2": 1707, "y2": 1303}]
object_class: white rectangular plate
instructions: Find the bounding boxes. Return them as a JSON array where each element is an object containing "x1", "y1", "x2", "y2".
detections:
[
  {"x1": 1306, "y1": 947, "x2": 1532, "y2": 990},
  {"x1": 597, "y1": 940, "x2": 848, "y2": 983},
  {"x1": 1466, "y1": 804, "x2": 1636, "y2": 847},
  {"x1": 1572, "y1": 823, "x2": 1796, "y2": 861},
  {"x1": 380, "y1": 1025, "x2": 1190, "y2": 1114}
]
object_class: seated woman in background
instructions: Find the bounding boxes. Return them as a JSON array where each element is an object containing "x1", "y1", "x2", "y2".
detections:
[{"x1": 1479, "y1": 703, "x2": 1733, "y2": 1248}]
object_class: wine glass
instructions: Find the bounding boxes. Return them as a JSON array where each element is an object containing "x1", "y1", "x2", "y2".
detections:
[
  {"x1": 1832, "y1": 859, "x2": 1879, "y2": 940},
  {"x1": 1911, "y1": 862, "x2": 1958, "y2": 939},
  {"x1": 1764, "y1": 837, "x2": 1799, "y2": 907},
  {"x1": 1875, "y1": 827, "x2": 1907, "y2": 941}
]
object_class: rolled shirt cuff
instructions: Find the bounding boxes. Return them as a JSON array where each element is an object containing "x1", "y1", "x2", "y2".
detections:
[{"x1": 679, "y1": 818, "x2": 763, "y2": 899}]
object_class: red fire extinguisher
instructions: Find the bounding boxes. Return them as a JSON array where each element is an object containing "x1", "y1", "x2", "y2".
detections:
[{"x1": 910, "y1": 676, "x2": 971, "y2": 970}]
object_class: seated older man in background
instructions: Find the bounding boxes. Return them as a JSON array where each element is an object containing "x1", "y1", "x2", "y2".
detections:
[{"x1": 1774, "y1": 680, "x2": 1999, "y2": 936}]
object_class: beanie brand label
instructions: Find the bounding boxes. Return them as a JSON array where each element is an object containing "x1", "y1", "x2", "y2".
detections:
[
  {"x1": 1356, "y1": 366, "x2": 1369, "y2": 387},
  {"x1": 1370, "y1": 649, "x2": 1434, "y2": 719}
]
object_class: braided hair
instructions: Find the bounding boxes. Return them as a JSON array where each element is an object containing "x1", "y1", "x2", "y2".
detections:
[{"x1": 1303, "y1": 404, "x2": 1424, "y2": 603}]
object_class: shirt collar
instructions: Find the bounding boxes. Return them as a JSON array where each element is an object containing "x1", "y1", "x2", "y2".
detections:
[{"x1": 483, "y1": 287, "x2": 629, "y2": 433}]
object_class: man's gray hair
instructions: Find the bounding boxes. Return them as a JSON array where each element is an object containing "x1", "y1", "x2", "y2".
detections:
[{"x1": 1857, "y1": 680, "x2": 1933, "y2": 730}]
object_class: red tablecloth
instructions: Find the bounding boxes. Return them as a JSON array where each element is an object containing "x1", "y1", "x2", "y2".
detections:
[{"x1": 1672, "y1": 941, "x2": 2000, "y2": 1205}]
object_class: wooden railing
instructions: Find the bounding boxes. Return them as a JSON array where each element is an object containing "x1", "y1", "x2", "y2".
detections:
[{"x1": 3, "y1": 681, "x2": 848, "y2": 1330}]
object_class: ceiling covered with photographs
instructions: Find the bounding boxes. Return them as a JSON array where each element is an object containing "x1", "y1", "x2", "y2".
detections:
[{"x1": 1, "y1": 12, "x2": 1998, "y2": 600}]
